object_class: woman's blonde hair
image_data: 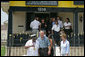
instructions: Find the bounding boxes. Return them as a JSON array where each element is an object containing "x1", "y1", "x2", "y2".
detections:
[{"x1": 60, "y1": 33, "x2": 67, "y2": 39}]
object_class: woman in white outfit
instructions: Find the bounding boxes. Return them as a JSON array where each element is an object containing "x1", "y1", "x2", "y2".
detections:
[{"x1": 60, "y1": 33, "x2": 70, "y2": 56}]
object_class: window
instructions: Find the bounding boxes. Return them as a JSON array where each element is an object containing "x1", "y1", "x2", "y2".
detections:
[{"x1": 26, "y1": 1, "x2": 58, "y2": 6}]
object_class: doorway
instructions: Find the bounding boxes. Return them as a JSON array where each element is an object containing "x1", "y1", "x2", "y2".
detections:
[
  {"x1": 34, "y1": 12, "x2": 50, "y2": 23},
  {"x1": 26, "y1": 12, "x2": 57, "y2": 31},
  {"x1": 35, "y1": 12, "x2": 50, "y2": 18}
]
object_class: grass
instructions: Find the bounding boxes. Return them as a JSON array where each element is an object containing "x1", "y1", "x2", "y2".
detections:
[{"x1": 1, "y1": 46, "x2": 5, "y2": 56}]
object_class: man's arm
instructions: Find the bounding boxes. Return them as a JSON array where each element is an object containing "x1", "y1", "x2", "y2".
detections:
[
  {"x1": 25, "y1": 40, "x2": 34, "y2": 49},
  {"x1": 25, "y1": 45, "x2": 34, "y2": 49},
  {"x1": 61, "y1": 21, "x2": 63, "y2": 28},
  {"x1": 51, "y1": 25, "x2": 54, "y2": 35},
  {"x1": 39, "y1": 23, "x2": 41, "y2": 30},
  {"x1": 30, "y1": 22, "x2": 32, "y2": 28},
  {"x1": 25, "y1": 46, "x2": 30, "y2": 49}
]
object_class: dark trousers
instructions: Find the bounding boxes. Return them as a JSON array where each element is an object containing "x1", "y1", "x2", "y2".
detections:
[
  {"x1": 64, "y1": 29, "x2": 71, "y2": 36},
  {"x1": 53, "y1": 31, "x2": 60, "y2": 46},
  {"x1": 39, "y1": 48, "x2": 48, "y2": 56},
  {"x1": 64, "y1": 29, "x2": 72, "y2": 41}
]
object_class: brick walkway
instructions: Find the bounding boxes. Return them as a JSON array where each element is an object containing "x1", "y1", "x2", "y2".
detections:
[{"x1": 5, "y1": 46, "x2": 84, "y2": 56}]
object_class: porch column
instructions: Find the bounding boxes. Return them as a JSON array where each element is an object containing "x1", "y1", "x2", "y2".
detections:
[
  {"x1": 73, "y1": 10, "x2": 78, "y2": 46},
  {"x1": 7, "y1": 8, "x2": 13, "y2": 56}
]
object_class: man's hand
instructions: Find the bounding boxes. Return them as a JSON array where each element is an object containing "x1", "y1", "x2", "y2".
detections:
[
  {"x1": 52, "y1": 31, "x2": 54, "y2": 35},
  {"x1": 45, "y1": 24, "x2": 47, "y2": 27},
  {"x1": 25, "y1": 46, "x2": 30, "y2": 49},
  {"x1": 48, "y1": 50, "x2": 51, "y2": 55}
]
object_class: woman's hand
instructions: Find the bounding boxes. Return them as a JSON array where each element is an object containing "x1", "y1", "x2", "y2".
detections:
[
  {"x1": 48, "y1": 50, "x2": 51, "y2": 55},
  {"x1": 65, "y1": 54, "x2": 68, "y2": 56}
]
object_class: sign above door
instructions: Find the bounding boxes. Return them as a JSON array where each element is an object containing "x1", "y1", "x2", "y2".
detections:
[{"x1": 26, "y1": 1, "x2": 58, "y2": 6}]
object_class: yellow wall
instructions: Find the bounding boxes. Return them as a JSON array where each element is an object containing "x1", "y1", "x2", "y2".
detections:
[
  {"x1": 10, "y1": 1, "x2": 26, "y2": 7},
  {"x1": 9, "y1": 1, "x2": 84, "y2": 8}
]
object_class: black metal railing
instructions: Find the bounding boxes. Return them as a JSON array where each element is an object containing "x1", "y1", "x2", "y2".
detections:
[{"x1": 1, "y1": 32, "x2": 84, "y2": 56}]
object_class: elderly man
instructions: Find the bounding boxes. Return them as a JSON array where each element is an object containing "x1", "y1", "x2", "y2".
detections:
[{"x1": 37, "y1": 31, "x2": 51, "y2": 56}]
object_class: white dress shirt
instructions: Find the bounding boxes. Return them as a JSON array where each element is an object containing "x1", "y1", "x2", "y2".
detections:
[
  {"x1": 64, "y1": 22, "x2": 72, "y2": 29},
  {"x1": 30, "y1": 20, "x2": 41, "y2": 29},
  {"x1": 58, "y1": 20, "x2": 63, "y2": 28},
  {"x1": 52, "y1": 24, "x2": 60, "y2": 32},
  {"x1": 25, "y1": 39, "x2": 39, "y2": 56},
  {"x1": 60, "y1": 40, "x2": 70, "y2": 56}
]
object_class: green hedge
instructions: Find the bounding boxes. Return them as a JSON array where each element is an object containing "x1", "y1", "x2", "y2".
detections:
[{"x1": 1, "y1": 47, "x2": 5, "y2": 56}]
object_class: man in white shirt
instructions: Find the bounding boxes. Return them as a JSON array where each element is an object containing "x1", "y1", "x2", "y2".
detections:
[
  {"x1": 52, "y1": 20, "x2": 60, "y2": 46},
  {"x1": 30, "y1": 17, "x2": 41, "y2": 34},
  {"x1": 25, "y1": 34, "x2": 39, "y2": 56},
  {"x1": 57, "y1": 16, "x2": 63, "y2": 29}
]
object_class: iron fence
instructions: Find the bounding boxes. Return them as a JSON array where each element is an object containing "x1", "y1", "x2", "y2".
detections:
[{"x1": 1, "y1": 32, "x2": 84, "y2": 56}]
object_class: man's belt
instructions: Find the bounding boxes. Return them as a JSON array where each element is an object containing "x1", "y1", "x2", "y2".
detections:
[
  {"x1": 54, "y1": 31, "x2": 59, "y2": 33},
  {"x1": 39, "y1": 48, "x2": 48, "y2": 50}
]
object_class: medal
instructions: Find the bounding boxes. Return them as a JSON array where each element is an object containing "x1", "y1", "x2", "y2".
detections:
[{"x1": 34, "y1": 47, "x2": 35, "y2": 50}]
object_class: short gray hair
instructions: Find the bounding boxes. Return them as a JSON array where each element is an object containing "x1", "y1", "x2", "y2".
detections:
[{"x1": 40, "y1": 30, "x2": 44, "y2": 34}]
